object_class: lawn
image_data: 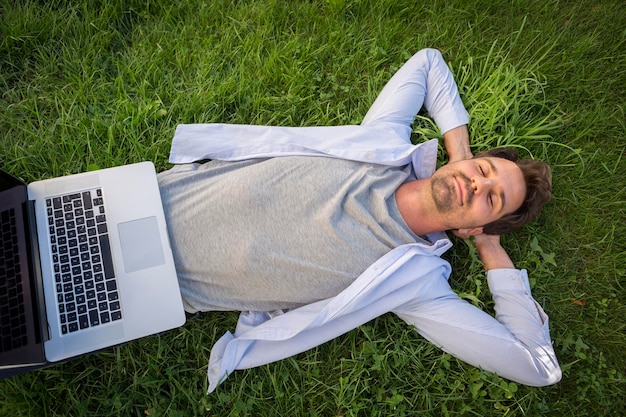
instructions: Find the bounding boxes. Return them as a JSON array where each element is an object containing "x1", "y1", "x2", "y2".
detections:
[{"x1": 1, "y1": 0, "x2": 624, "y2": 416}]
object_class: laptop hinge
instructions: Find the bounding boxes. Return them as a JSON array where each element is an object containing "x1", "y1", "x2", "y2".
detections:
[{"x1": 24, "y1": 200, "x2": 50, "y2": 343}]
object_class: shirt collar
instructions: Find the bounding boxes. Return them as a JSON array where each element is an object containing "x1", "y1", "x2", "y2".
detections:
[{"x1": 411, "y1": 139, "x2": 439, "y2": 179}]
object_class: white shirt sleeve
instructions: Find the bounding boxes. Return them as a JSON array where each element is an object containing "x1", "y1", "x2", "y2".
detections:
[
  {"x1": 393, "y1": 268, "x2": 561, "y2": 387},
  {"x1": 169, "y1": 49, "x2": 469, "y2": 166},
  {"x1": 362, "y1": 48, "x2": 470, "y2": 135}
]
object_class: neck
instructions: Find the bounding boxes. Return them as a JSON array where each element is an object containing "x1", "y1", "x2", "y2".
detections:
[{"x1": 395, "y1": 179, "x2": 446, "y2": 236}]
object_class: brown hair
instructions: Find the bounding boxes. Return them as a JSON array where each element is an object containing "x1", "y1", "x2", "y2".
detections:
[{"x1": 474, "y1": 148, "x2": 552, "y2": 235}]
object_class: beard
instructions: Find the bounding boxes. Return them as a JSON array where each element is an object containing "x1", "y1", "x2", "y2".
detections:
[{"x1": 430, "y1": 172, "x2": 472, "y2": 213}]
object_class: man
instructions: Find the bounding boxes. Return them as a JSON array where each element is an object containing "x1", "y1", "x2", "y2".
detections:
[{"x1": 157, "y1": 49, "x2": 562, "y2": 391}]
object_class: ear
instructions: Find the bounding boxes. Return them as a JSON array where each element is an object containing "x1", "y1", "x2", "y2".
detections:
[{"x1": 454, "y1": 227, "x2": 484, "y2": 240}]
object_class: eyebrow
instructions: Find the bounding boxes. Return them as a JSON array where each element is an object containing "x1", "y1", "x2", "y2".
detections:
[{"x1": 486, "y1": 158, "x2": 506, "y2": 213}]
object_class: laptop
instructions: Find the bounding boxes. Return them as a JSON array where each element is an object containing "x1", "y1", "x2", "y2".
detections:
[{"x1": 0, "y1": 162, "x2": 185, "y2": 375}]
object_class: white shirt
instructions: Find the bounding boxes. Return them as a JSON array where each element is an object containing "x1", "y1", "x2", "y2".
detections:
[{"x1": 168, "y1": 49, "x2": 562, "y2": 391}]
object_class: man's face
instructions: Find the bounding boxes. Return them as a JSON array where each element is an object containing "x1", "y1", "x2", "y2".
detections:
[{"x1": 429, "y1": 156, "x2": 526, "y2": 231}]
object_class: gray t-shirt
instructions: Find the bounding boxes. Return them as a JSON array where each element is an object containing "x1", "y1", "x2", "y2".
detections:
[{"x1": 157, "y1": 156, "x2": 424, "y2": 312}]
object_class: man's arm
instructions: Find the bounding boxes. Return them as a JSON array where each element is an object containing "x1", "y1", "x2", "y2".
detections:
[
  {"x1": 169, "y1": 49, "x2": 470, "y2": 165},
  {"x1": 361, "y1": 49, "x2": 470, "y2": 143},
  {"x1": 443, "y1": 124, "x2": 472, "y2": 163},
  {"x1": 472, "y1": 233, "x2": 514, "y2": 270},
  {"x1": 394, "y1": 235, "x2": 561, "y2": 386}
]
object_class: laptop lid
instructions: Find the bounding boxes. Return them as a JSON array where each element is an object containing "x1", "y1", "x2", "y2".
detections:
[{"x1": 0, "y1": 170, "x2": 46, "y2": 369}]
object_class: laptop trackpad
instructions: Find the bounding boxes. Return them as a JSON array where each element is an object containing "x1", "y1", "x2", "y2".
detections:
[{"x1": 117, "y1": 216, "x2": 165, "y2": 273}]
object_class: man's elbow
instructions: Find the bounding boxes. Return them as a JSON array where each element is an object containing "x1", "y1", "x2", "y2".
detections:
[
  {"x1": 515, "y1": 352, "x2": 562, "y2": 387},
  {"x1": 526, "y1": 365, "x2": 562, "y2": 387},
  {"x1": 492, "y1": 345, "x2": 562, "y2": 387}
]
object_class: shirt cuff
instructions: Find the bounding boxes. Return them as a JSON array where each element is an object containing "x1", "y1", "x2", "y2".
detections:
[
  {"x1": 485, "y1": 268, "x2": 549, "y2": 326},
  {"x1": 432, "y1": 105, "x2": 470, "y2": 136},
  {"x1": 486, "y1": 268, "x2": 532, "y2": 295}
]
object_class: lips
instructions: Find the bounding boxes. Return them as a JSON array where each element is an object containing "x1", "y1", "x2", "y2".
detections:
[{"x1": 454, "y1": 176, "x2": 464, "y2": 205}]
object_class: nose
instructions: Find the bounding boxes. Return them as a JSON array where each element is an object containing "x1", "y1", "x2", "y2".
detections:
[{"x1": 471, "y1": 177, "x2": 494, "y2": 194}]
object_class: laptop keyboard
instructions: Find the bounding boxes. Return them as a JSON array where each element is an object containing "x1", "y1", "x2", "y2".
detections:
[
  {"x1": 46, "y1": 189, "x2": 122, "y2": 335},
  {"x1": 0, "y1": 208, "x2": 29, "y2": 353}
]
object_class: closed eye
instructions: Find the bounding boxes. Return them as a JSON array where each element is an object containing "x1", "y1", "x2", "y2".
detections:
[
  {"x1": 484, "y1": 158, "x2": 506, "y2": 213},
  {"x1": 480, "y1": 165, "x2": 495, "y2": 207}
]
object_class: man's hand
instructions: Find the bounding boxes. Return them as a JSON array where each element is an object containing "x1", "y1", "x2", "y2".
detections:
[
  {"x1": 471, "y1": 234, "x2": 515, "y2": 271},
  {"x1": 443, "y1": 125, "x2": 472, "y2": 163},
  {"x1": 453, "y1": 230, "x2": 515, "y2": 271}
]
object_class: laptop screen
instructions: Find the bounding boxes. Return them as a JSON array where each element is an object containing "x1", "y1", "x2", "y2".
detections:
[
  {"x1": 0, "y1": 169, "x2": 26, "y2": 192},
  {"x1": 0, "y1": 169, "x2": 46, "y2": 370}
]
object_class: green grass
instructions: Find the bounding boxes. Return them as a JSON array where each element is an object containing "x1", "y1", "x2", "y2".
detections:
[{"x1": 1, "y1": 0, "x2": 625, "y2": 415}]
